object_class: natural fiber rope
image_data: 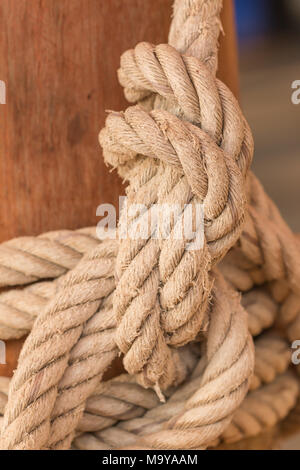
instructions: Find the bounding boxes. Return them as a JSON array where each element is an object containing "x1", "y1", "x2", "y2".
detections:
[
  {"x1": 72, "y1": 370, "x2": 297, "y2": 450},
  {"x1": 231, "y1": 176, "x2": 300, "y2": 295},
  {"x1": 215, "y1": 372, "x2": 299, "y2": 446},
  {"x1": 0, "y1": 314, "x2": 289, "y2": 435},
  {"x1": 0, "y1": 229, "x2": 278, "y2": 342},
  {"x1": 0, "y1": 228, "x2": 102, "y2": 340},
  {"x1": 274, "y1": 236, "x2": 300, "y2": 353},
  {"x1": 0, "y1": 251, "x2": 254, "y2": 449},
  {"x1": 70, "y1": 372, "x2": 298, "y2": 448},
  {"x1": 0, "y1": 333, "x2": 295, "y2": 449},
  {"x1": 0, "y1": 280, "x2": 59, "y2": 340},
  {"x1": 0, "y1": 0, "x2": 299, "y2": 452},
  {"x1": 100, "y1": 0, "x2": 253, "y2": 390},
  {"x1": 0, "y1": 347, "x2": 198, "y2": 435},
  {"x1": 0, "y1": 241, "x2": 119, "y2": 450},
  {"x1": 0, "y1": 227, "x2": 99, "y2": 288},
  {"x1": 80, "y1": 270, "x2": 254, "y2": 450},
  {"x1": 74, "y1": 332, "x2": 289, "y2": 439},
  {"x1": 249, "y1": 333, "x2": 291, "y2": 391}
]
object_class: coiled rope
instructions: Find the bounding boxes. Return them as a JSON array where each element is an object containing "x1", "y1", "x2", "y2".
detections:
[{"x1": 0, "y1": 0, "x2": 300, "y2": 451}]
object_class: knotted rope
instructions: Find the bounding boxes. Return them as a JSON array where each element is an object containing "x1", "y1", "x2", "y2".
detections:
[
  {"x1": 99, "y1": 0, "x2": 253, "y2": 390},
  {"x1": 0, "y1": 238, "x2": 254, "y2": 449},
  {"x1": 0, "y1": 0, "x2": 300, "y2": 452}
]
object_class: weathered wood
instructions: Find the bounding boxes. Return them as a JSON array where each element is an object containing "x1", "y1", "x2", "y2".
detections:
[
  {"x1": 0, "y1": 0, "x2": 173, "y2": 242},
  {"x1": 0, "y1": 0, "x2": 238, "y2": 378}
]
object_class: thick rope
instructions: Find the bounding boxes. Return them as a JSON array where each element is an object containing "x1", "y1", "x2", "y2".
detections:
[
  {"x1": 0, "y1": 260, "x2": 254, "y2": 449},
  {"x1": 0, "y1": 0, "x2": 299, "y2": 452},
  {"x1": 249, "y1": 333, "x2": 290, "y2": 391},
  {"x1": 0, "y1": 347, "x2": 198, "y2": 436},
  {"x1": 83, "y1": 271, "x2": 255, "y2": 450},
  {"x1": 274, "y1": 236, "x2": 300, "y2": 355},
  {"x1": 0, "y1": 280, "x2": 59, "y2": 340},
  {"x1": 0, "y1": 332, "x2": 294, "y2": 449},
  {"x1": 72, "y1": 355, "x2": 295, "y2": 451},
  {"x1": 100, "y1": 0, "x2": 253, "y2": 389},
  {"x1": 0, "y1": 219, "x2": 282, "y2": 343},
  {"x1": 169, "y1": 0, "x2": 223, "y2": 75},
  {"x1": 0, "y1": 227, "x2": 99, "y2": 288},
  {"x1": 215, "y1": 372, "x2": 299, "y2": 446},
  {"x1": 74, "y1": 331, "x2": 289, "y2": 439},
  {"x1": 0, "y1": 232, "x2": 278, "y2": 343},
  {"x1": 0, "y1": 229, "x2": 103, "y2": 341},
  {"x1": 231, "y1": 176, "x2": 300, "y2": 295},
  {"x1": 0, "y1": 241, "x2": 118, "y2": 450}
]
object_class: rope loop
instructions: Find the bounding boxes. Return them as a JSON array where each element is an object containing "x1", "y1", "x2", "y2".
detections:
[{"x1": 99, "y1": 41, "x2": 254, "y2": 390}]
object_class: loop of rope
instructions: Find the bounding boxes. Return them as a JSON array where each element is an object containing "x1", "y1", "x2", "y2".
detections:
[
  {"x1": 71, "y1": 357, "x2": 296, "y2": 450},
  {"x1": 117, "y1": 42, "x2": 252, "y2": 175},
  {"x1": 0, "y1": 242, "x2": 254, "y2": 449},
  {"x1": 0, "y1": 0, "x2": 299, "y2": 452},
  {"x1": 99, "y1": 35, "x2": 253, "y2": 390},
  {"x1": 0, "y1": 241, "x2": 118, "y2": 450},
  {"x1": 0, "y1": 327, "x2": 297, "y2": 450}
]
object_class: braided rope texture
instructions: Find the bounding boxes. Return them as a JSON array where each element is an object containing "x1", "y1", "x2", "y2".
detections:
[
  {"x1": 99, "y1": 0, "x2": 253, "y2": 390},
  {"x1": 0, "y1": 0, "x2": 300, "y2": 452},
  {"x1": 0, "y1": 241, "x2": 118, "y2": 450},
  {"x1": 1, "y1": 267, "x2": 254, "y2": 450},
  {"x1": 0, "y1": 228, "x2": 99, "y2": 288}
]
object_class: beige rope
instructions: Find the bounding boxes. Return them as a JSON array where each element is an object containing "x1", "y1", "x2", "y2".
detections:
[
  {"x1": 88, "y1": 272, "x2": 255, "y2": 450},
  {"x1": 0, "y1": 240, "x2": 118, "y2": 450},
  {"x1": 0, "y1": 227, "x2": 99, "y2": 288},
  {"x1": 249, "y1": 333, "x2": 290, "y2": 391},
  {"x1": 0, "y1": 280, "x2": 59, "y2": 340},
  {"x1": 0, "y1": 350, "x2": 198, "y2": 436},
  {"x1": 75, "y1": 331, "x2": 289, "y2": 438},
  {"x1": 0, "y1": 220, "x2": 283, "y2": 343},
  {"x1": 274, "y1": 234, "x2": 300, "y2": 351},
  {"x1": 72, "y1": 363, "x2": 296, "y2": 450},
  {"x1": 216, "y1": 372, "x2": 299, "y2": 446},
  {"x1": 242, "y1": 287, "x2": 278, "y2": 337},
  {"x1": 0, "y1": 232, "x2": 278, "y2": 343},
  {"x1": 232, "y1": 176, "x2": 300, "y2": 295},
  {"x1": 169, "y1": 0, "x2": 223, "y2": 75},
  {"x1": 1, "y1": 0, "x2": 299, "y2": 452},
  {"x1": 100, "y1": 0, "x2": 253, "y2": 390},
  {"x1": 74, "y1": 332, "x2": 289, "y2": 437},
  {"x1": 0, "y1": 332, "x2": 293, "y2": 449},
  {"x1": 1, "y1": 330, "x2": 288, "y2": 439},
  {"x1": 0, "y1": 230, "x2": 103, "y2": 341},
  {"x1": 0, "y1": 261, "x2": 254, "y2": 449}
]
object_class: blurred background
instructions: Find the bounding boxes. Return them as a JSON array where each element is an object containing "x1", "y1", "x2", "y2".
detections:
[{"x1": 235, "y1": 0, "x2": 300, "y2": 231}]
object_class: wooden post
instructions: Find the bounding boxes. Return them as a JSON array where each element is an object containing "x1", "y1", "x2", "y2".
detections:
[
  {"x1": 0, "y1": 0, "x2": 239, "y2": 378},
  {"x1": 218, "y1": 0, "x2": 240, "y2": 99}
]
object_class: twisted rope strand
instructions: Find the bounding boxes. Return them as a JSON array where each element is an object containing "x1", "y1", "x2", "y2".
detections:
[
  {"x1": 1, "y1": 329, "x2": 294, "y2": 449},
  {"x1": 0, "y1": 240, "x2": 118, "y2": 450},
  {"x1": 72, "y1": 370, "x2": 297, "y2": 450},
  {"x1": 216, "y1": 372, "x2": 299, "y2": 446},
  {"x1": 2, "y1": 0, "x2": 300, "y2": 452},
  {"x1": 169, "y1": 0, "x2": 223, "y2": 74},
  {"x1": 0, "y1": 231, "x2": 103, "y2": 341},
  {"x1": 0, "y1": 228, "x2": 99, "y2": 288},
  {"x1": 98, "y1": 272, "x2": 254, "y2": 450},
  {"x1": 100, "y1": 7, "x2": 253, "y2": 388},
  {"x1": 0, "y1": 280, "x2": 59, "y2": 340}
]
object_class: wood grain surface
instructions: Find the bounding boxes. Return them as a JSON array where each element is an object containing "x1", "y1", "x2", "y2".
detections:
[{"x1": 0, "y1": 0, "x2": 174, "y2": 242}]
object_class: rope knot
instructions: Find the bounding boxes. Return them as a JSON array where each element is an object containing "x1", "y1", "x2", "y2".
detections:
[{"x1": 99, "y1": 41, "x2": 254, "y2": 391}]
